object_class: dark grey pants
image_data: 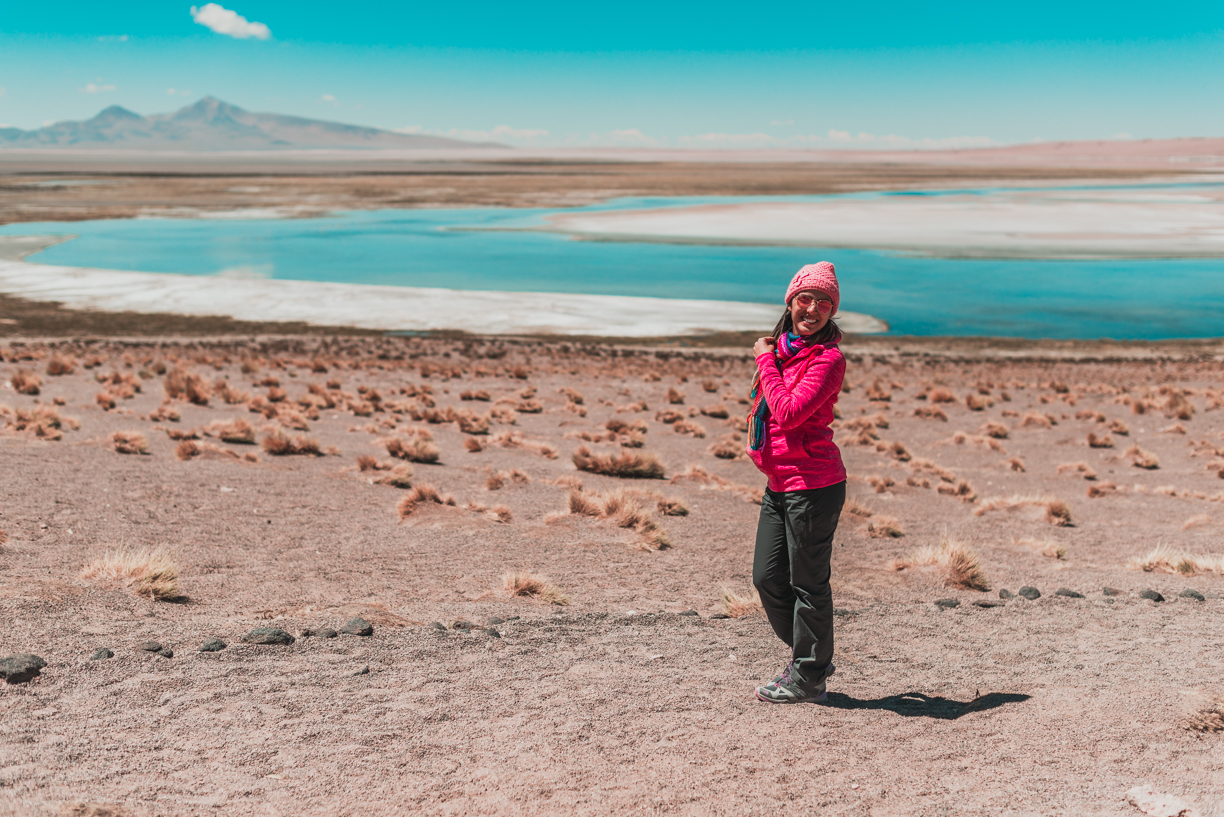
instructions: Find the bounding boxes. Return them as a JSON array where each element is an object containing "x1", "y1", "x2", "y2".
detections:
[{"x1": 752, "y1": 481, "x2": 845, "y2": 689}]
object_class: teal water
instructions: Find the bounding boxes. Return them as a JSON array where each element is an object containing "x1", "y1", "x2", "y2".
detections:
[{"x1": 4, "y1": 192, "x2": 1223, "y2": 339}]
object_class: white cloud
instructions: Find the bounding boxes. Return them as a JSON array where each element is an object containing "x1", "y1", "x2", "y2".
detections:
[
  {"x1": 190, "y1": 4, "x2": 271, "y2": 40},
  {"x1": 319, "y1": 94, "x2": 337, "y2": 105},
  {"x1": 80, "y1": 83, "x2": 117, "y2": 94},
  {"x1": 97, "y1": 35, "x2": 129, "y2": 42},
  {"x1": 167, "y1": 87, "x2": 192, "y2": 96},
  {"x1": 434, "y1": 125, "x2": 550, "y2": 144},
  {"x1": 824, "y1": 129, "x2": 994, "y2": 150},
  {"x1": 395, "y1": 126, "x2": 423, "y2": 135},
  {"x1": 0, "y1": 124, "x2": 10, "y2": 129}
]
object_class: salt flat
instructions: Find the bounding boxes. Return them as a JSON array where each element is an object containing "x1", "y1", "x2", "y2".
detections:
[
  {"x1": 0, "y1": 237, "x2": 888, "y2": 337},
  {"x1": 547, "y1": 185, "x2": 1224, "y2": 259}
]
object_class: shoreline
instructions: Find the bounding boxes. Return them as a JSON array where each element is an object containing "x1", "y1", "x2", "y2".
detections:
[{"x1": 0, "y1": 236, "x2": 889, "y2": 339}]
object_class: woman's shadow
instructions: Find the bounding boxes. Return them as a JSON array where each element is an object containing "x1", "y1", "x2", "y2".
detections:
[{"x1": 823, "y1": 691, "x2": 1030, "y2": 720}]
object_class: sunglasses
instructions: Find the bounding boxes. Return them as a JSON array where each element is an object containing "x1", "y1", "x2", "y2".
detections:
[{"x1": 793, "y1": 293, "x2": 834, "y2": 313}]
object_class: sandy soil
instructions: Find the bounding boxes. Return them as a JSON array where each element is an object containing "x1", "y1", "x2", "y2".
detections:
[{"x1": 1, "y1": 336, "x2": 1223, "y2": 816}]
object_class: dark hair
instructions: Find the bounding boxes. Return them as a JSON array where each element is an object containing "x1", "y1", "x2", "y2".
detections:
[{"x1": 772, "y1": 306, "x2": 842, "y2": 345}]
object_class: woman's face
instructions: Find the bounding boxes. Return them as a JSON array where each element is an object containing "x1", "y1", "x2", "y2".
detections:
[{"x1": 789, "y1": 289, "x2": 834, "y2": 336}]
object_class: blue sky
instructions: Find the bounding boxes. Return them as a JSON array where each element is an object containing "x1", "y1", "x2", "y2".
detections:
[{"x1": 2, "y1": 1, "x2": 1223, "y2": 148}]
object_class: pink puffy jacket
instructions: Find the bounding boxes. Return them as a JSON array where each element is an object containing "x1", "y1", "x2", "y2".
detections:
[{"x1": 746, "y1": 341, "x2": 847, "y2": 492}]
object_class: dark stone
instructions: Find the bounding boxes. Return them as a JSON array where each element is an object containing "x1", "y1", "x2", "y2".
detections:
[
  {"x1": 973, "y1": 600, "x2": 1004, "y2": 608},
  {"x1": 486, "y1": 616, "x2": 505, "y2": 626},
  {"x1": 318, "y1": 628, "x2": 338, "y2": 638},
  {"x1": 450, "y1": 619, "x2": 476, "y2": 631},
  {"x1": 503, "y1": 616, "x2": 520, "y2": 621},
  {"x1": 354, "y1": 665, "x2": 370, "y2": 676},
  {"x1": 241, "y1": 627, "x2": 295, "y2": 645},
  {"x1": 90, "y1": 648, "x2": 114, "y2": 661},
  {"x1": 430, "y1": 622, "x2": 446, "y2": 630},
  {"x1": 1179, "y1": 589, "x2": 1206, "y2": 602},
  {"x1": 934, "y1": 598, "x2": 960, "y2": 609},
  {"x1": 710, "y1": 613, "x2": 731, "y2": 619},
  {"x1": 678, "y1": 610, "x2": 699, "y2": 617},
  {"x1": 486, "y1": 628, "x2": 501, "y2": 638},
  {"x1": 1102, "y1": 587, "x2": 1123, "y2": 597},
  {"x1": 833, "y1": 608, "x2": 853, "y2": 617},
  {"x1": 1017, "y1": 586, "x2": 1041, "y2": 600},
  {"x1": 1055, "y1": 588, "x2": 1085, "y2": 599},
  {"x1": 199, "y1": 638, "x2": 226, "y2": 652},
  {"x1": 299, "y1": 628, "x2": 316, "y2": 637},
  {"x1": 0, "y1": 654, "x2": 47, "y2": 684},
  {"x1": 158, "y1": 648, "x2": 174, "y2": 658},
  {"x1": 1140, "y1": 589, "x2": 1165, "y2": 603},
  {"x1": 339, "y1": 617, "x2": 373, "y2": 637},
  {"x1": 998, "y1": 589, "x2": 1016, "y2": 600},
  {"x1": 138, "y1": 641, "x2": 163, "y2": 652}
]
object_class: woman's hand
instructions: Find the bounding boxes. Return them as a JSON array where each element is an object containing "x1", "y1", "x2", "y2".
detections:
[{"x1": 753, "y1": 336, "x2": 774, "y2": 357}]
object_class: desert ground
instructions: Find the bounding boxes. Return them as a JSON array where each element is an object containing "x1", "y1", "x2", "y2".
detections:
[{"x1": 1, "y1": 334, "x2": 1223, "y2": 816}]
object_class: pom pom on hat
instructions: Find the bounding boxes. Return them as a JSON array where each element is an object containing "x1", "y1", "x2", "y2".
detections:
[{"x1": 784, "y1": 262, "x2": 839, "y2": 314}]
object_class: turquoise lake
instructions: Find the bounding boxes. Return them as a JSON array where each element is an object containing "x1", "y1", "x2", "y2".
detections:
[{"x1": 4, "y1": 193, "x2": 1223, "y2": 339}]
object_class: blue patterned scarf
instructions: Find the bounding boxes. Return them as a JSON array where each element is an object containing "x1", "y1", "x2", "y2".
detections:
[{"x1": 747, "y1": 332, "x2": 815, "y2": 451}]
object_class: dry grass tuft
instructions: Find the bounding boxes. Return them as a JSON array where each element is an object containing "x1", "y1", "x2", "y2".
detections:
[
  {"x1": 465, "y1": 437, "x2": 485, "y2": 453},
  {"x1": 845, "y1": 498, "x2": 874, "y2": 518},
  {"x1": 892, "y1": 535, "x2": 990, "y2": 591},
  {"x1": 1057, "y1": 461, "x2": 1098, "y2": 480},
  {"x1": 929, "y1": 387, "x2": 956, "y2": 404},
  {"x1": 111, "y1": 430, "x2": 149, "y2": 455},
  {"x1": 384, "y1": 435, "x2": 441, "y2": 463},
  {"x1": 657, "y1": 496, "x2": 690, "y2": 516},
  {"x1": 1087, "y1": 432, "x2": 1115, "y2": 449},
  {"x1": 491, "y1": 430, "x2": 558, "y2": 459},
  {"x1": 80, "y1": 548, "x2": 180, "y2": 600},
  {"x1": 175, "y1": 439, "x2": 201, "y2": 460},
  {"x1": 1127, "y1": 544, "x2": 1224, "y2": 575},
  {"x1": 1006, "y1": 457, "x2": 1026, "y2": 472},
  {"x1": 1021, "y1": 412, "x2": 1054, "y2": 429},
  {"x1": 913, "y1": 406, "x2": 949, "y2": 421},
  {"x1": 10, "y1": 369, "x2": 42, "y2": 395},
  {"x1": 1125, "y1": 445, "x2": 1160, "y2": 470},
  {"x1": 1087, "y1": 481, "x2": 1119, "y2": 498},
  {"x1": 397, "y1": 482, "x2": 457, "y2": 517},
  {"x1": 1183, "y1": 513, "x2": 1213, "y2": 531},
  {"x1": 261, "y1": 431, "x2": 322, "y2": 456},
  {"x1": 866, "y1": 515, "x2": 904, "y2": 538},
  {"x1": 502, "y1": 571, "x2": 570, "y2": 605},
  {"x1": 979, "y1": 422, "x2": 1009, "y2": 439},
  {"x1": 719, "y1": 586, "x2": 763, "y2": 618},
  {"x1": 1182, "y1": 698, "x2": 1224, "y2": 734},
  {"x1": 206, "y1": 418, "x2": 255, "y2": 444},
  {"x1": 572, "y1": 445, "x2": 665, "y2": 479},
  {"x1": 491, "y1": 504, "x2": 513, "y2": 523},
  {"x1": 1013, "y1": 536, "x2": 1066, "y2": 560},
  {"x1": 975, "y1": 494, "x2": 1073, "y2": 526},
  {"x1": 667, "y1": 387, "x2": 685, "y2": 404},
  {"x1": 45, "y1": 353, "x2": 76, "y2": 376},
  {"x1": 374, "y1": 464, "x2": 414, "y2": 489}
]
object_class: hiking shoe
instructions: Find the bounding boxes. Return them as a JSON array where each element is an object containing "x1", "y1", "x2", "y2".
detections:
[
  {"x1": 772, "y1": 661, "x2": 835, "y2": 685},
  {"x1": 755, "y1": 677, "x2": 827, "y2": 704}
]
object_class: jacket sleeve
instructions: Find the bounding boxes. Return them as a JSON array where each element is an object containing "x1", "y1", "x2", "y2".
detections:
[{"x1": 755, "y1": 349, "x2": 845, "y2": 430}]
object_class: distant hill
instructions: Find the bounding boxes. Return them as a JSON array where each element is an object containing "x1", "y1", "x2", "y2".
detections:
[{"x1": 0, "y1": 97, "x2": 505, "y2": 151}]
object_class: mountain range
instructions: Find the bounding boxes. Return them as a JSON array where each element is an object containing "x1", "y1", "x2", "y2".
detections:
[{"x1": 0, "y1": 97, "x2": 504, "y2": 151}]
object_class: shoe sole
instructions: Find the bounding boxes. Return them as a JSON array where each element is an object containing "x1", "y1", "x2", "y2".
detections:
[
  {"x1": 771, "y1": 662, "x2": 835, "y2": 685},
  {"x1": 754, "y1": 689, "x2": 828, "y2": 704}
]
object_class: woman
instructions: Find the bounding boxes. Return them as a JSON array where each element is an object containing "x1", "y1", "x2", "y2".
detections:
[{"x1": 746, "y1": 261, "x2": 847, "y2": 704}]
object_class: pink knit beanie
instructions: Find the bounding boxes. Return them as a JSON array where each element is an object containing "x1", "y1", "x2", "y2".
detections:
[{"x1": 785, "y1": 262, "x2": 839, "y2": 314}]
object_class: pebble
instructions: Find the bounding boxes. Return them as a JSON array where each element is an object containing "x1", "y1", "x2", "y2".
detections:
[
  {"x1": 934, "y1": 598, "x2": 960, "y2": 609},
  {"x1": 241, "y1": 627, "x2": 296, "y2": 645},
  {"x1": 1102, "y1": 587, "x2": 1123, "y2": 597},
  {"x1": 973, "y1": 600, "x2": 1003, "y2": 608},
  {"x1": 1179, "y1": 589, "x2": 1205, "y2": 602},
  {"x1": 678, "y1": 610, "x2": 699, "y2": 617},
  {"x1": 1140, "y1": 589, "x2": 1165, "y2": 603},
  {"x1": 503, "y1": 616, "x2": 520, "y2": 621},
  {"x1": 1055, "y1": 588, "x2": 1085, "y2": 599},
  {"x1": 340, "y1": 617, "x2": 374, "y2": 637},
  {"x1": 833, "y1": 608, "x2": 853, "y2": 617},
  {"x1": 709, "y1": 613, "x2": 730, "y2": 620},
  {"x1": 1017, "y1": 586, "x2": 1041, "y2": 600},
  {"x1": 486, "y1": 616, "x2": 505, "y2": 626},
  {"x1": 430, "y1": 622, "x2": 446, "y2": 630},
  {"x1": 450, "y1": 619, "x2": 476, "y2": 631},
  {"x1": 354, "y1": 665, "x2": 370, "y2": 676},
  {"x1": 0, "y1": 654, "x2": 47, "y2": 684},
  {"x1": 158, "y1": 648, "x2": 174, "y2": 659},
  {"x1": 998, "y1": 589, "x2": 1015, "y2": 600},
  {"x1": 486, "y1": 628, "x2": 501, "y2": 639},
  {"x1": 199, "y1": 638, "x2": 227, "y2": 652},
  {"x1": 317, "y1": 628, "x2": 338, "y2": 638},
  {"x1": 138, "y1": 641, "x2": 163, "y2": 653},
  {"x1": 90, "y1": 648, "x2": 114, "y2": 661}
]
